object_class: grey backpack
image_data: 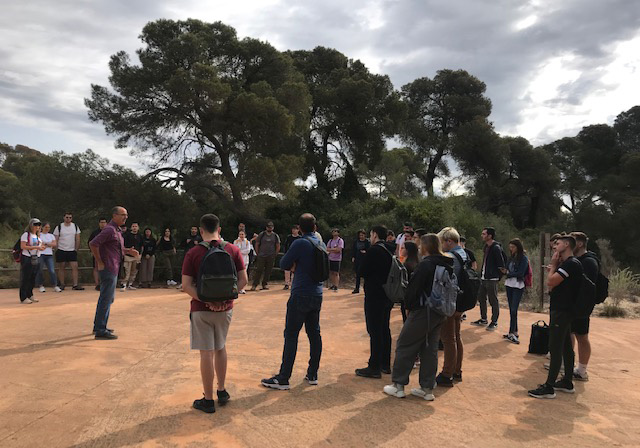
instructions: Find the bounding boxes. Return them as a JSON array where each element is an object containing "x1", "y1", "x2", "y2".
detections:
[
  {"x1": 379, "y1": 243, "x2": 408, "y2": 303},
  {"x1": 422, "y1": 265, "x2": 459, "y2": 316}
]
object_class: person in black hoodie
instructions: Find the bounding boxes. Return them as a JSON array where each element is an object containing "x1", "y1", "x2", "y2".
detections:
[
  {"x1": 471, "y1": 227, "x2": 505, "y2": 330},
  {"x1": 355, "y1": 225, "x2": 395, "y2": 379},
  {"x1": 351, "y1": 230, "x2": 370, "y2": 294},
  {"x1": 383, "y1": 233, "x2": 454, "y2": 401},
  {"x1": 139, "y1": 228, "x2": 157, "y2": 288}
]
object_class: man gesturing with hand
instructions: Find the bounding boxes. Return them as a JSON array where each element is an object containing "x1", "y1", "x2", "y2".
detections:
[{"x1": 89, "y1": 206, "x2": 139, "y2": 340}]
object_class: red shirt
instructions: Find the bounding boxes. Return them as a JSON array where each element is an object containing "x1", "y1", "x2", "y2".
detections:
[{"x1": 181, "y1": 240, "x2": 245, "y2": 312}]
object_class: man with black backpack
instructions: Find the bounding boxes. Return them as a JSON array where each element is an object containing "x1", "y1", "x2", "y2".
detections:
[
  {"x1": 570, "y1": 232, "x2": 602, "y2": 382},
  {"x1": 471, "y1": 227, "x2": 505, "y2": 331},
  {"x1": 437, "y1": 227, "x2": 471, "y2": 387},
  {"x1": 181, "y1": 214, "x2": 248, "y2": 414},
  {"x1": 529, "y1": 235, "x2": 582, "y2": 399},
  {"x1": 261, "y1": 213, "x2": 327, "y2": 390},
  {"x1": 355, "y1": 225, "x2": 395, "y2": 379}
]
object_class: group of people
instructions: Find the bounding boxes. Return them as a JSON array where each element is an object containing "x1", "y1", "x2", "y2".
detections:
[{"x1": 16, "y1": 207, "x2": 602, "y2": 414}]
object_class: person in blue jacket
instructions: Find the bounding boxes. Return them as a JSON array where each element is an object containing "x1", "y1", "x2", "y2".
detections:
[{"x1": 500, "y1": 238, "x2": 529, "y2": 344}]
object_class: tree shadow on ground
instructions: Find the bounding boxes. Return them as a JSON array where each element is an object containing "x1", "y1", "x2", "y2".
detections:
[
  {"x1": 310, "y1": 393, "x2": 435, "y2": 447},
  {"x1": 503, "y1": 357, "x2": 590, "y2": 442},
  {"x1": 466, "y1": 339, "x2": 513, "y2": 361},
  {"x1": 67, "y1": 389, "x2": 275, "y2": 448},
  {"x1": 0, "y1": 334, "x2": 94, "y2": 358}
]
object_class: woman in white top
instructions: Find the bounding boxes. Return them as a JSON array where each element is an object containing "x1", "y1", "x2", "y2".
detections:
[
  {"x1": 36, "y1": 222, "x2": 61, "y2": 293},
  {"x1": 234, "y1": 231, "x2": 252, "y2": 294},
  {"x1": 19, "y1": 218, "x2": 46, "y2": 304}
]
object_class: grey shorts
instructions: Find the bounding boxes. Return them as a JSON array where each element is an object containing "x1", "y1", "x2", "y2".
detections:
[{"x1": 190, "y1": 310, "x2": 233, "y2": 350}]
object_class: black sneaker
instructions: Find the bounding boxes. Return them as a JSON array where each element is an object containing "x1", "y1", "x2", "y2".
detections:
[
  {"x1": 216, "y1": 389, "x2": 231, "y2": 405},
  {"x1": 283, "y1": 284, "x2": 289, "y2": 290},
  {"x1": 304, "y1": 375, "x2": 318, "y2": 385},
  {"x1": 193, "y1": 396, "x2": 215, "y2": 413},
  {"x1": 355, "y1": 367, "x2": 382, "y2": 379},
  {"x1": 261, "y1": 376, "x2": 290, "y2": 390},
  {"x1": 261, "y1": 286, "x2": 269, "y2": 290},
  {"x1": 453, "y1": 372, "x2": 462, "y2": 382},
  {"x1": 436, "y1": 372, "x2": 454, "y2": 387},
  {"x1": 528, "y1": 383, "x2": 556, "y2": 399},
  {"x1": 470, "y1": 319, "x2": 488, "y2": 326},
  {"x1": 92, "y1": 328, "x2": 114, "y2": 334},
  {"x1": 59, "y1": 284, "x2": 66, "y2": 291},
  {"x1": 553, "y1": 377, "x2": 575, "y2": 394},
  {"x1": 381, "y1": 367, "x2": 391, "y2": 375},
  {"x1": 72, "y1": 285, "x2": 85, "y2": 291},
  {"x1": 95, "y1": 331, "x2": 118, "y2": 340},
  {"x1": 486, "y1": 322, "x2": 498, "y2": 331},
  {"x1": 351, "y1": 289, "x2": 359, "y2": 294},
  {"x1": 95, "y1": 284, "x2": 101, "y2": 291}
]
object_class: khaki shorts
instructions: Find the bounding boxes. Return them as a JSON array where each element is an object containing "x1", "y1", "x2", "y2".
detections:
[{"x1": 190, "y1": 310, "x2": 233, "y2": 350}]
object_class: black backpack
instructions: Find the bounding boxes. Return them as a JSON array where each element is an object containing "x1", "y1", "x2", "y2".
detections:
[
  {"x1": 572, "y1": 260, "x2": 597, "y2": 319},
  {"x1": 583, "y1": 252, "x2": 609, "y2": 304},
  {"x1": 303, "y1": 236, "x2": 330, "y2": 283},
  {"x1": 452, "y1": 251, "x2": 481, "y2": 312},
  {"x1": 196, "y1": 241, "x2": 238, "y2": 302},
  {"x1": 12, "y1": 238, "x2": 22, "y2": 263}
]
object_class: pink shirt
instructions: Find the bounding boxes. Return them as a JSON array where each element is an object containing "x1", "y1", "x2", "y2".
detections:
[{"x1": 327, "y1": 237, "x2": 344, "y2": 262}]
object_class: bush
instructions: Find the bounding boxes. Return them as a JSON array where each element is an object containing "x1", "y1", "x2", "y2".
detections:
[
  {"x1": 608, "y1": 268, "x2": 640, "y2": 305},
  {"x1": 600, "y1": 304, "x2": 627, "y2": 318}
]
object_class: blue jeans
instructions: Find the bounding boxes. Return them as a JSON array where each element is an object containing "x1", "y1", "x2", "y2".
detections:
[
  {"x1": 277, "y1": 293, "x2": 323, "y2": 381},
  {"x1": 35, "y1": 254, "x2": 57, "y2": 287},
  {"x1": 506, "y1": 286, "x2": 525, "y2": 334},
  {"x1": 93, "y1": 270, "x2": 118, "y2": 333}
]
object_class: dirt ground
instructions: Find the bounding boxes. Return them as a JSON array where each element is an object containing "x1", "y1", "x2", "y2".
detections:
[{"x1": 1, "y1": 284, "x2": 639, "y2": 448}]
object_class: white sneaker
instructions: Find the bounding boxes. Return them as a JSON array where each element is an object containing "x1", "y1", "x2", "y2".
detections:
[
  {"x1": 30, "y1": 296, "x2": 39, "y2": 303},
  {"x1": 127, "y1": 285, "x2": 137, "y2": 290},
  {"x1": 573, "y1": 368, "x2": 589, "y2": 382},
  {"x1": 176, "y1": 283, "x2": 182, "y2": 289},
  {"x1": 39, "y1": 286, "x2": 46, "y2": 293},
  {"x1": 21, "y1": 298, "x2": 33, "y2": 304},
  {"x1": 54, "y1": 286, "x2": 62, "y2": 293},
  {"x1": 383, "y1": 383, "x2": 406, "y2": 398},
  {"x1": 120, "y1": 284, "x2": 126, "y2": 292},
  {"x1": 167, "y1": 280, "x2": 177, "y2": 286},
  {"x1": 411, "y1": 387, "x2": 435, "y2": 401}
]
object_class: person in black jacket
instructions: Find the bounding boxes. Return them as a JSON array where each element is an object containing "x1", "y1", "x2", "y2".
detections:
[
  {"x1": 121, "y1": 222, "x2": 143, "y2": 291},
  {"x1": 351, "y1": 230, "x2": 370, "y2": 294},
  {"x1": 283, "y1": 224, "x2": 301, "y2": 290},
  {"x1": 383, "y1": 233, "x2": 454, "y2": 401},
  {"x1": 139, "y1": 228, "x2": 157, "y2": 288},
  {"x1": 471, "y1": 227, "x2": 505, "y2": 330},
  {"x1": 355, "y1": 225, "x2": 394, "y2": 379}
]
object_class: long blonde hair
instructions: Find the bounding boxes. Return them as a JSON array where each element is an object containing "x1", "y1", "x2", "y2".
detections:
[{"x1": 420, "y1": 233, "x2": 446, "y2": 257}]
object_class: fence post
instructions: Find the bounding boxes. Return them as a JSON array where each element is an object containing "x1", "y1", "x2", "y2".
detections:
[{"x1": 538, "y1": 232, "x2": 546, "y2": 310}]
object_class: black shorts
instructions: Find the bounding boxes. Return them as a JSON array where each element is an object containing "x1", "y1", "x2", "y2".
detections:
[
  {"x1": 55, "y1": 250, "x2": 78, "y2": 263},
  {"x1": 329, "y1": 261, "x2": 341, "y2": 272},
  {"x1": 571, "y1": 317, "x2": 590, "y2": 335}
]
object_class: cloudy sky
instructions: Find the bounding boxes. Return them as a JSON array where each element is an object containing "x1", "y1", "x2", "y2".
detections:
[{"x1": 1, "y1": 0, "x2": 639, "y2": 170}]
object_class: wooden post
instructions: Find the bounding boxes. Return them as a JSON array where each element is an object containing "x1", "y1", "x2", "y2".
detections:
[{"x1": 538, "y1": 232, "x2": 547, "y2": 310}]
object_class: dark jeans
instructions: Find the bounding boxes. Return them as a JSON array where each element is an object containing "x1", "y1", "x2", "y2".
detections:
[
  {"x1": 93, "y1": 270, "x2": 118, "y2": 333},
  {"x1": 354, "y1": 260, "x2": 363, "y2": 291},
  {"x1": 253, "y1": 254, "x2": 276, "y2": 288},
  {"x1": 277, "y1": 293, "x2": 323, "y2": 381},
  {"x1": 546, "y1": 309, "x2": 575, "y2": 385},
  {"x1": 19, "y1": 256, "x2": 40, "y2": 301},
  {"x1": 392, "y1": 307, "x2": 445, "y2": 388},
  {"x1": 35, "y1": 254, "x2": 57, "y2": 287},
  {"x1": 506, "y1": 286, "x2": 525, "y2": 334},
  {"x1": 478, "y1": 279, "x2": 499, "y2": 323},
  {"x1": 364, "y1": 296, "x2": 392, "y2": 371},
  {"x1": 161, "y1": 251, "x2": 175, "y2": 281}
]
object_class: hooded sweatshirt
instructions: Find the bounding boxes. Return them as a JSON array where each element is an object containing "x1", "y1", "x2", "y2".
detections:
[{"x1": 404, "y1": 254, "x2": 455, "y2": 311}]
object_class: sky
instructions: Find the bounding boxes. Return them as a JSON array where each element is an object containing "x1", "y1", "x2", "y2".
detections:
[{"x1": 1, "y1": 0, "x2": 640, "y2": 172}]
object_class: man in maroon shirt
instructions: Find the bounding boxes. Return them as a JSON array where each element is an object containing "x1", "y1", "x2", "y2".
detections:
[
  {"x1": 89, "y1": 206, "x2": 139, "y2": 340},
  {"x1": 182, "y1": 214, "x2": 248, "y2": 414}
]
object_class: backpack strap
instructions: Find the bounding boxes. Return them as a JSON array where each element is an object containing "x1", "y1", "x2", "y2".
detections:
[{"x1": 377, "y1": 242, "x2": 394, "y2": 259}]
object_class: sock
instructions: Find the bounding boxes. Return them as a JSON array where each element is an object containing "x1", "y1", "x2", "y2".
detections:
[{"x1": 577, "y1": 363, "x2": 588, "y2": 375}]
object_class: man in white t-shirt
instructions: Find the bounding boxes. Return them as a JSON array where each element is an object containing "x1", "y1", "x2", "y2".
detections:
[{"x1": 54, "y1": 212, "x2": 84, "y2": 291}]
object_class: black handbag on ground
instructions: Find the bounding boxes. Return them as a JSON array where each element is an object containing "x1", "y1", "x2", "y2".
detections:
[{"x1": 528, "y1": 320, "x2": 549, "y2": 355}]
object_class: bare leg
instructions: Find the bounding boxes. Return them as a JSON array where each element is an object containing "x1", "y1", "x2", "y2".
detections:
[
  {"x1": 214, "y1": 347, "x2": 227, "y2": 391},
  {"x1": 56, "y1": 262, "x2": 65, "y2": 286},
  {"x1": 575, "y1": 333, "x2": 591, "y2": 365},
  {"x1": 199, "y1": 350, "x2": 215, "y2": 400},
  {"x1": 71, "y1": 261, "x2": 79, "y2": 286}
]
